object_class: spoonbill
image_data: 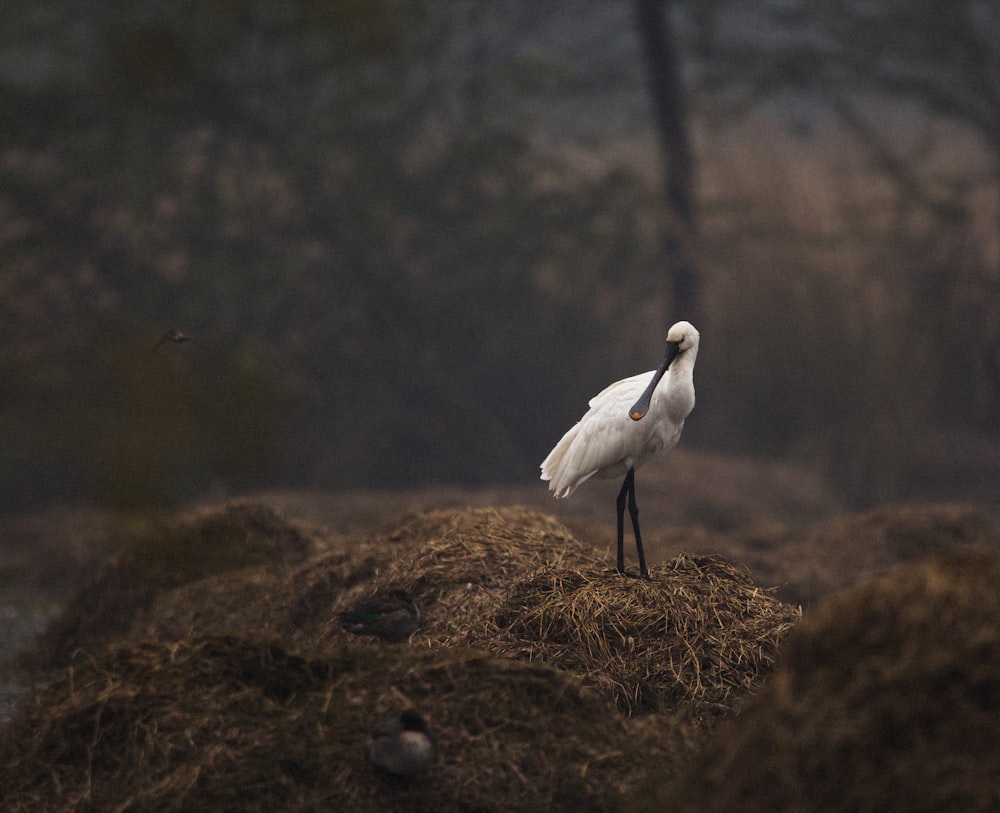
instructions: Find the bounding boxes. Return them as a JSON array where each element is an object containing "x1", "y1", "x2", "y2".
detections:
[
  {"x1": 340, "y1": 588, "x2": 421, "y2": 641},
  {"x1": 540, "y1": 321, "x2": 699, "y2": 577}
]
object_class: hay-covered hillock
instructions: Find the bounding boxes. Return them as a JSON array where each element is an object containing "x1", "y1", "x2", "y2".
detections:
[
  {"x1": 25, "y1": 502, "x2": 318, "y2": 668},
  {"x1": 655, "y1": 551, "x2": 1000, "y2": 812},
  {"x1": 465, "y1": 555, "x2": 801, "y2": 714},
  {"x1": 0, "y1": 636, "x2": 681, "y2": 813},
  {"x1": 136, "y1": 534, "x2": 382, "y2": 645},
  {"x1": 22, "y1": 504, "x2": 800, "y2": 722},
  {"x1": 729, "y1": 502, "x2": 1000, "y2": 606},
  {"x1": 326, "y1": 505, "x2": 605, "y2": 644},
  {"x1": 293, "y1": 507, "x2": 799, "y2": 716},
  {"x1": 5, "y1": 501, "x2": 807, "y2": 810},
  {"x1": 131, "y1": 505, "x2": 601, "y2": 648}
]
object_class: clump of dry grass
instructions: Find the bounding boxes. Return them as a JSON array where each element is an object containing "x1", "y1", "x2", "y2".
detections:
[
  {"x1": 0, "y1": 635, "x2": 683, "y2": 813},
  {"x1": 26, "y1": 505, "x2": 601, "y2": 660},
  {"x1": 326, "y1": 509, "x2": 799, "y2": 716},
  {"x1": 655, "y1": 550, "x2": 1000, "y2": 812},
  {"x1": 374, "y1": 505, "x2": 598, "y2": 579},
  {"x1": 23, "y1": 501, "x2": 318, "y2": 668},
  {"x1": 135, "y1": 532, "x2": 384, "y2": 645},
  {"x1": 327, "y1": 505, "x2": 605, "y2": 645},
  {"x1": 726, "y1": 501, "x2": 1000, "y2": 606},
  {"x1": 464, "y1": 554, "x2": 800, "y2": 714}
]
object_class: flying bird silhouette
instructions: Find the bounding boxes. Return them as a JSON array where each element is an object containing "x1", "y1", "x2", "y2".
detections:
[
  {"x1": 541, "y1": 321, "x2": 700, "y2": 577},
  {"x1": 153, "y1": 329, "x2": 193, "y2": 349}
]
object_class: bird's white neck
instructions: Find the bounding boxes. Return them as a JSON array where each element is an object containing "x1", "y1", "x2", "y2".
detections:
[{"x1": 663, "y1": 352, "x2": 696, "y2": 421}]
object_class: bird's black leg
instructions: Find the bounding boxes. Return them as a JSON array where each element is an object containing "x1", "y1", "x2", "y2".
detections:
[
  {"x1": 625, "y1": 469, "x2": 649, "y2": 577},
  {"x1": 616, "y1": 468, "x2": 648, "y2": 577},
  {"x1": 615, "y1": 472, "x2": 629, "y2": 574}
]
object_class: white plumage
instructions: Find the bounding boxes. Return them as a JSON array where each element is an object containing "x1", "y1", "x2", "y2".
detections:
[{"x1": 540, "y1": 320, "x2": 699, "y2": 576}]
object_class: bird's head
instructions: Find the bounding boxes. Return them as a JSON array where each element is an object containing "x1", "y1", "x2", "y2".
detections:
[
  {"x1": 629, "y1": 320, "x2": 700, "y2": 421},
  {"x1": 665, "y1": 320, "x2": 699, "y2": 354}
]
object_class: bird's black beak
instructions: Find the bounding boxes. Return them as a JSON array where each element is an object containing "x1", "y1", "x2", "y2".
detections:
[{"x1": 629, "y1": 341, "x2": 680, "y2": 421}]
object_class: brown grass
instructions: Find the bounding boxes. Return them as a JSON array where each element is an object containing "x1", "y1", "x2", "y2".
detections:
[
  {"x1": 1, "y1": 636, "x2": 690, "y2": 812},
  {"x1": 5, "y1": 493, "x2": 998, "y2": 812},
  {"x1": 2, "y1": 502, "x2": 799, "y2": 811},
  {"x1": 22, "y1": 501, "x2": 319, "y2": 669},
  {"x1": 127, "y1": 505, "x2": 602, "y2": 649},
  {"x1": 465, "y1": 555, "x2": 799, "y2": 714},
  {"x1": 721, "y1": 502, "x2": 1000, "y2": 606},
  {"x1": 333, "y1": 506, "x2": 603, "y2": 642},
  {"x1": 653, "y1": 550, "x2": 1000, "y2": 812}
]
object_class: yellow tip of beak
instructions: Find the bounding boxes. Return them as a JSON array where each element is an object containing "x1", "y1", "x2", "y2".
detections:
[{"x1": 629, "y1": 411, "x2": 645, "y2": 421}]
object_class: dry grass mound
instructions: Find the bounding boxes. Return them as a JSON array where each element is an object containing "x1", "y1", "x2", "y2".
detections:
[
  {"x1": 22, "y1": 505, "x2": 600, "y2": 667},
  {"x1": 0, "y1": 503, "x2": 808, "y2": 810},
  {"x1": 323, "y1": 505, "x2": 606, "y2": 645},
  {"x1": 365, "y1": 505, "x2": 595, "y2": 578},
  {"x1": 23, "y1": 505, "x2": 798, "y2": 723},
  {"x1": 138, "y1": 505, "x2": 602, "y2": 649},
  {"x1": 0, "y1": 636, "x2": 681, "y2": 813},
  {"x1": 135, "y1": 534, "x2": 385, "y2": 645},
  {"x1": 656, "y1": 551, "x2": 1000, "y2": 812},
  {"x1": 117, "y1": 500, "x2": 315, "y2": 587},
  {"x1": 24, "y1": 501, "x2": 317, "y2": 668},
  {"x1": 728, "y1": 502, "x2": 1000, "y2": 606},
  {"x1": 463, "y1": 555, "x2": 800, "y2": 714}
]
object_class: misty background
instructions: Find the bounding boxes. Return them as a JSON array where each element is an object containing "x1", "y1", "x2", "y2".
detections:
[{"x1": 2, "y1": 0, "x2": 998, "y2": 514}]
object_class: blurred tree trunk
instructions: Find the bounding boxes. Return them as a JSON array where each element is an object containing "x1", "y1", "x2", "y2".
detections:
[{"x1": 634, "y1": 0, "x2": 702, "y2": 327}]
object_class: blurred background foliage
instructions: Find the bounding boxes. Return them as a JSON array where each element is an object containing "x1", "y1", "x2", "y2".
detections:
[{"x1": 1, "y1": 0, "x2": 998, "y2": 511}]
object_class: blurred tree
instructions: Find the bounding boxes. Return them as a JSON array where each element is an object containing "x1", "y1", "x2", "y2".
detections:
[
  {"x1": 686, "y1": 1, "x2": 1000, "y2": 360},
  {"x1": 688, "y1": 2, "x2": 1000, "y2": 205},
  {"x1": 634, "y1": 0, "x2": 701, "y2": 327},
  {"x1": 683, "y1": 0, "x2": 1000, "y2": 498},
  {"x1": 0, "y1": 0, "x2": 667, "y2": 507},
  {"x1": 8, "y1": 0, "x2": 992, "y2": 510}
]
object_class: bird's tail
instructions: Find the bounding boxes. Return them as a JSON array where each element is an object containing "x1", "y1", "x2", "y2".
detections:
[{"x1": 540, "y1": 426, "x2": 593, "y2": 498}]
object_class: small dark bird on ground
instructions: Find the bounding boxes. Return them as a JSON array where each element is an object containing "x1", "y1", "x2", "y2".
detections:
[
  {"x1": 153, "y1": 329, "x2": 193, "y2": 349},
  {"x1": 339, "y1": 589, "x2": 420, "y2": 641},
  {"x1": 369, "y1": 710, "x2": 436, "y2": 778}
]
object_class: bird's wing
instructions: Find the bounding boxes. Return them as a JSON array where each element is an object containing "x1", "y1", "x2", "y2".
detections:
[
  {"x1": 541, "y1": 371, "x2": 655, "y2": 497},
  {"x1": 586, "y1": 371, "x2": 655, "y2": 411}
]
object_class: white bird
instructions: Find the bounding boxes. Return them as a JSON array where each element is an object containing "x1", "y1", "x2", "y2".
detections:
[{"x1": 540, "y1": 321, "x2": 699, "y2": 578}]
